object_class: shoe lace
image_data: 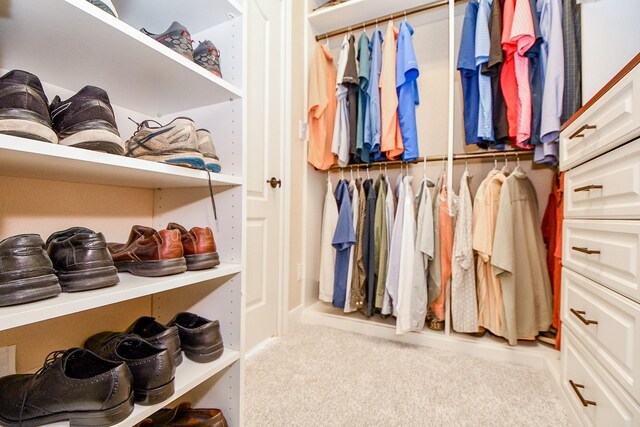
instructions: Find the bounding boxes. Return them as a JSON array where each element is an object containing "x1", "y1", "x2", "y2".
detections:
[
  {"x1": 206, "y1": 170, "x2": 219, "y2": 226},
  {"x1": 18, "y1": 350, "x2": 70, "y2": 426}
]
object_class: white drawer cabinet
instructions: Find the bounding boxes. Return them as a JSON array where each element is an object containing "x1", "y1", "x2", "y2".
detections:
[
  {"x1": 560, "y1": 67, "x2": 640, "y2": 171},
  {"x1": 563, "y1": 219, "x2": 640, "y2": 303},
  {"x1": 565, "y1": 138, "x2": 640, "y2": 219},
  {"x1": 562, "y1": 268, "x2": 640, "y2": 401},
  {"x1": 562, "y1": 328, "x2": 640, "y2": 427}
]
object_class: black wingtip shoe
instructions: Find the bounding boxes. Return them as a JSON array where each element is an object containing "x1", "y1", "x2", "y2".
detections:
[
  {"x1": 0, "y1": 234, "x2": 61, "y2": 306},
  {"x1": 0, "y1": 348, "x2": 134, "y2": 427},
  {"x1": 85, "y1": 334, "x2": 176, "y2": 406},
  {"x1": 169, "y1": 312, "x2": 224, "y2": 363}
]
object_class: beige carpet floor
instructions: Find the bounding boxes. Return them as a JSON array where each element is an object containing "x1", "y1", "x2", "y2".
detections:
[{"x1": 245, "y1": 324, "x2": 568, "y2": 426}]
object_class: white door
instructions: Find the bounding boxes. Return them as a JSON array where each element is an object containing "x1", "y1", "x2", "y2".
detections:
[{"x1": 245, "y1": 0, "x2": 285, "y2": 350}]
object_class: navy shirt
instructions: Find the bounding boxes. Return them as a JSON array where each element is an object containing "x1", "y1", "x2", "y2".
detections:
[{"x1": 332, "y1": 180, "x2": 356, "y2": 308}]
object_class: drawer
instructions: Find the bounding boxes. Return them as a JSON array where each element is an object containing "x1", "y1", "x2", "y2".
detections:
[
  {"x1": 562, "y1": 268, "x2": 640, "y2": 401},
  {"x1": 560, "y1": 67, "x2": 640, "y2": 171},
  {"x1": 562, "y1": 328, "x2": 640, "y2": 427},
  {"x1": 563, "y1": 220, "x2": 640, "y2": 303},
  {"x1": 565, "y1": 139, "x2": 640, "y2": 219}
]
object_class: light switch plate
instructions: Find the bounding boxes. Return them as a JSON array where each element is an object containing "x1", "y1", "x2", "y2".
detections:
[{"x1": 0, "y1": 345, "x2": 16, "y2": 376}]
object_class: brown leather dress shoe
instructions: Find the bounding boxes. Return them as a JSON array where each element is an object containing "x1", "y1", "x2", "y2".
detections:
[
  {"x1": 138, "y1": 402, "x2": 228, "y2": 427},
  {"x1": 167, "y1": 223, "x2": 220, "y2": 270},
  {"x1": 108, "y1": 226, "x2": 187, "y2": 277}
]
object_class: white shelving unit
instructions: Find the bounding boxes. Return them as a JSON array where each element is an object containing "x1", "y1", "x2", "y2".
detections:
[{"x1": 0, "y1": 0, "x2": 245, "y2": 426}]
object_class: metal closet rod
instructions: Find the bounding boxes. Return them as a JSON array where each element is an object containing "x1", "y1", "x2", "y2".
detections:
[
  {"x1": 315, "y1": 0, "x2": 467, "y2": 41},
  {"x1": 328, "y1": 150, "x2": 534, "y2": 171}
]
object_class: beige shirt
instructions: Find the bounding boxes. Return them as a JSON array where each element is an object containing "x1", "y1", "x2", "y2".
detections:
[{"x1": 492, "y1": 169, "x2": 553, "y2": 346}]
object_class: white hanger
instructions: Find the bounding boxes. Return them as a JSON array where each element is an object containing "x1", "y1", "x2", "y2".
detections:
[
  {"x1": 366, "y1": 167, "x2": 371, "y2": 180},
  {"x1": 350, "y1": 166, "x2": 354, "y2": 182}
]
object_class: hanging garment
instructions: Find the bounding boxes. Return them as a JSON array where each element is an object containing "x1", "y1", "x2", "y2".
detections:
[
  {"x1": 331, "y1": 180, "x2": 355, "y2": 309},
  {"x1": 475, "y1": 0, "x2": 494, "y2": 141},
  {"x1": 356, "y1": 32, "x2": 371, "y2": 163},
  {"x1": 415, "y1": 179, "x2": 434, "y2": 321},
  {"x1": 363, "y1": 178, "x2": 377, "y2": 316},
  {"x1": 539, "y1": 0, "x2": 564, "y2": 145},
  {"x1": 430, "y1": 183, "x2": 455, "y2": 322},
  {"x1": 343, "y1": 34, "x2": 359, "y2": 163},
  {"x1": 553, "y1": 172, "x2": 564, "y2": 349},
  {"x1": 501, "y1": 0, "x2": 518, "y2": 139},
  {"x1": 344, "y1": 179, "x2": 359, "y2": 313},
  {"x1": 332, "y1": 36, "x2": 351, "y2": 167},
  {"x1": 452, "y1": 171, "x2": 479, "y2": 333},
  {"x1": 527, "y1": 0, "x2": 543, "y2": 148},
  {"x1": 427, "y1": 174, "x2": 443, "y2": 315},
  {"x1": 492, "y1": 169, "x2": 553, "y2": 346},
  {"x1": 374, "y1": 175, "x2": 388, "y2": 309},
  {"x1": 473, "y1": 170, "x2": 507, "y2": 336},
  {"x1": 561, "y1": 0, "x2": 581, "y2": 123},
  {"x1": 509, "y1": 0, "x2": 536, "y2": 148},
  {"x1": 307, "y1": 43, "x2": 337, "y2": 170},
  {"x1": 382, "y1": 173, "x2": 404, "y2": 316},
  {"x1": 396, "y1": 176, "x2": 428, "y2": 334},
  {"x1": 380, "y1": 21, "x2": 404, "y2": 160},
  {"x1": 542, "y1": 175, "x2": 558, "y2": 311},
  {"x1": 458, "y1": 0, "x2": 488, "y2": 147},
  {"x1": 482, "y1": 0, "x2": 508, "y2": 148},
  {"x1": 396, "y1": 20, "x2": 420, "y2": 161},
  {"x1": 365, "y1": 29, "x2": 384, "y2": 161},
  {"x1": 350, "y1": 178, "x2": 367, "y2": 310},
  {"x1": 319, "y1": 179, "x2": 339, "y2": 303}
]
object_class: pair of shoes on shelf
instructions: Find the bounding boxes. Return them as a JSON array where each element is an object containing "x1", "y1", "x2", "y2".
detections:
[
  {"x1": 85, "y1": 0, "x2": 119, "y2": 18},
  {"x1": 108, "y1": 223, "x2": 220, "y2": 277},
  {"x1": 139, "y1": 402, "x2": 228, "y2": 427},
  {"x1": 0, "y1": 69, "x2": 124, "y2": 154},
  {"x1": 0, "y1": 227, "x2": 119, "y2": 307},
  {"x1": 126, "y1": 117, "x2": 221, "y2": 172},
  {"x1": 142, "y1": 22, "x2": 223, "y2": 78}
]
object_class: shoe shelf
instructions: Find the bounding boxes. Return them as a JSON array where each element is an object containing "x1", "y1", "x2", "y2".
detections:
[
  {"x1": 43, "y1": 349, "x2": 241, "y2": 427},
  {"x1": 308, "y1": 0, "x2": 441, "y2": 35},
  {"x1": 0, "y1": 135, "x2": 242, "y2": 188},
  {"x1": 0, "y1": 264, "x2": 242, "y2": 332},
  {"x1": 113, "y1": 0, "x2": 244, "y2": 35},
  {"x1": 0, "y1": 0, "x2": 242, "y2": 117}
]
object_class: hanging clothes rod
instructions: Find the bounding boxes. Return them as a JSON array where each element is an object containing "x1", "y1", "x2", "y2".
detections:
[
  {"x1": 328, "y1": 150, "x2": 534, "y2": 171},
  {"x1": 315, "y1": 0, "x2": 467, "y2": 41}
]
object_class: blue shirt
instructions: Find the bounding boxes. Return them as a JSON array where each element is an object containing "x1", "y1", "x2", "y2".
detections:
[
  {"x1": 332, "y1": 180, "x2": 356, "y2": 308},
  {"x1": 365, "y1": 29, "x2": 384, "y2": 161},
  {"x1": 356, "y1": 33, "x2": 371, "y2": 163},
  {"x1": 396, "y1": 21, "x2": 420, "y2": 162},
  {"x1": 475, "y1": 0, "x2": 494, "y2": 141},
  {"x1": 457, "y1": 0, "x2": 487, "y2": 147}
]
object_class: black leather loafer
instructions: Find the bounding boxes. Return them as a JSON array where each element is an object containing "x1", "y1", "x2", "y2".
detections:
[
  {"x1": 0, "y1": 348, "x2": 134, "y2": 426},
  {"x1": 169, "y1": 312, "x2": 224, "y2": 363},
  {"x1": 85, "y1": 335, "x2": 176, "y2": 405}
]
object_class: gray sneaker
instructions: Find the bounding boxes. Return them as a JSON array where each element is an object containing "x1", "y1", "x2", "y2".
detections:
[
  {"x1": 85, "y1": 0, "x2": 119, "y2": 18},
  {"x1": 196, "y1": 129, "x2": 221, "y2": 172},
  {"x1": 126, "y1": 117, "x2": 205, "y2": 169},
  {"x1": 194, "y1": 41, "x2": 222, "y2": 78},
  {"x1": 141, "y1": 21, "x2": 194, "y2": 60}
]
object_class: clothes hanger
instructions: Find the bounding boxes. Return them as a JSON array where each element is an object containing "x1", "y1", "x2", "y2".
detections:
[
  {"x1": 366, "y1": 167, "x2": 371, "y2": 181},
  {"x1": 350, "y1": 166, "x2": 354, "y2": 182},
  {"x1": 340, "y1": 167, "x2": 345, "y2": 181},
  {"x1": 501, "y1": 154, "x2": 511, "y2": 176},
  {"x1": 325, "y1": 34, "x2": 329, "y2": 47},
  {"x1": 422, "y1": 156, "x2": 435, "y2": 188}
]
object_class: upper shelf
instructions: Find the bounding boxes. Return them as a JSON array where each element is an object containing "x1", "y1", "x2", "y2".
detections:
[
  {"x1": 113, "y1": 0, "x2": 243, "y2": 35},
  {"x1": 0, "y1": 134, "x2": 243, "y2": 188},
  {"x1": 0, "y1": 0, "x2": 242, "y2": 116},
  {"x1": 308, "y1": 0, "x2": 443, "y2": 35}
]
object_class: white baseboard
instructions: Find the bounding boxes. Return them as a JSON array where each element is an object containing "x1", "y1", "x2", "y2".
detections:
[{"x1": 286, "y1": 304, "x2": 304, "y2": 333}]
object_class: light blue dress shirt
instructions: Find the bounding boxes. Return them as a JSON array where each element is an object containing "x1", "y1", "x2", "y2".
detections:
[
  {"x1": 396, "y1": 20, "x2": 420, "y2": 162},
  {"x1": 364, "y1": 29, "x2": 384, "y2": 161}
]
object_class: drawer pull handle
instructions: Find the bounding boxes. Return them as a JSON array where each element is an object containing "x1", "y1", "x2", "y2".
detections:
[
  {"x1": 569, "y1": 124, "x2": 597, "y2": 139},
  {"x1": 572, "y1": 246, "x2": 601, "y2": 255},
  {"x1": 569, "y1": 380, "x2": 597, "y2": 407},
  {"x1": 570, "y1": 308, "x2": 598, "y2": 326},
  {"x1": 574, "y1": 184, "x2": 603, "y2": 192}
]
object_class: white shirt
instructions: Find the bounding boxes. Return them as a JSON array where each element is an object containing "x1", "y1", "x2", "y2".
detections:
[
  {"x1": 451, "y1": 171, "x2": 479, "y2": 333},
  {"x1": 344, "y1": 180, "x2": 358, "y2": 313},
  {"x1": 331, "y1": 35, "x2": 351, "y2": 167},
  {"x1": 319, "y1": 179, "x2": 339, "y2": 303},
  {"x1": 380, "y1": 175, "x2": 396, "y2": 315}
]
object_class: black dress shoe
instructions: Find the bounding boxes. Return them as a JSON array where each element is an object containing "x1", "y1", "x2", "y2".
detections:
[
  {"x1": 0, "y1": 234, "x2": 61, "y2": 307},
  {"x1": 85, "y1": 335, "x2": 176, "y2": 405},
  {"x1": 46, "y1": 227, "x2": 120, "y2": 292},
  {"x1": 86, "y1": 316, "x2": 183, "y2": 367},
  {"x1": 0, "y1": 348, "x2": 134, "y2": 427},
  {"x1": 169, "y1": 312, "x2": 224, "y2": 363}
]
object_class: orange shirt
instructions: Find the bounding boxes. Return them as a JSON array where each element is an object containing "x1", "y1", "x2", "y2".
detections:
[
  {"x1": 431, "y1": 185, "x2": 453, "y2": 321},
  {"x1": 379, "y1": 21, "x2": 404, "y2": 160},
  {"x1": 308, "y1": 44, "x2": 337, "y2": 170}
]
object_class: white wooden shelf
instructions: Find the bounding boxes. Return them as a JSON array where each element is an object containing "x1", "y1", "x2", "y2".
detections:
[
  {"x1": 308, "y1": 0, "x2": 442, "y2": 35},
  {"x1": 45, "y1": 349, "x2": 241, "y2": 427},
  {"x1": 0, "y1": 135, "x2": 242, "y2": 188},
  {"x1": 0, "y1": 264, "x2": 242, "y2": 332},
  {"x1": 113, "y1": 0, "x2": 243, "y2": 35},
  {"x1": 0, "y1": 0, "x2": 242, "y2": 116}
]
